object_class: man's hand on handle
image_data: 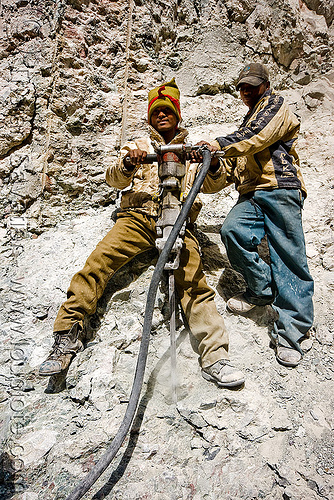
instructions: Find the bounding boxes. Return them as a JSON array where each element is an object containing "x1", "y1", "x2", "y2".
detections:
[
  {"x1": 124, "y1": 149, "x2": 148, "y2": 170},
  {"x1": 190, "y1": 141, "x2": 220, "y2": 173}
]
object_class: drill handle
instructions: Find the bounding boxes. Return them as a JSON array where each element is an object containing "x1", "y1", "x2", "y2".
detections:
[{"x1": 123, "y1": 154, "x2": 158, "y2": 169}]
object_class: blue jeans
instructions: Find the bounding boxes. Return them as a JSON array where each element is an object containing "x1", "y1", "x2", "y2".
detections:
[{"x1": 220, "y1": 189, "x2": 314, "y2": 353}]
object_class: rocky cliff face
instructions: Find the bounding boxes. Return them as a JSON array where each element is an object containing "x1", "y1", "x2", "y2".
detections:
[
  {"x1": 1, "y1": 0, "x2": 333, "y2": 229},
  {"x1": 0, "y1": 1, "x2": 333, "y2": 499}
]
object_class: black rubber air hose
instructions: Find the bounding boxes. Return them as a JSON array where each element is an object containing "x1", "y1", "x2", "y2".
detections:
[{"x1": 65, "y1": 148, "x2": 212, "y2": 500}]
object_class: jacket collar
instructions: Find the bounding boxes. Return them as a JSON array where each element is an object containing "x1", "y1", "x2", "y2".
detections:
[{"x1": 149, "y1": 124, "x2": 189, "y2": 147}]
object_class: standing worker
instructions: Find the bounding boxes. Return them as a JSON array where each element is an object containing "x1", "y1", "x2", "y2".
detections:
[
  {"x1": 199, "y1": 63, "x2": 314, "y2": 367},
  {"x1": 39, "y1": 78, "x2": 245, "y2": 388}
]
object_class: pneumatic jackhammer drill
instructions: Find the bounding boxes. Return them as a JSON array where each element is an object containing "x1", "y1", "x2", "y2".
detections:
[{"x1": 155, "y1": 143, "x2": 192, "y2": 402}]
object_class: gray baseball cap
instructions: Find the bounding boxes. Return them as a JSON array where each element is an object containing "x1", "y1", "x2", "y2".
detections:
[{"x1": 236, "y1": 63, "x2": 269, "y2": 90}]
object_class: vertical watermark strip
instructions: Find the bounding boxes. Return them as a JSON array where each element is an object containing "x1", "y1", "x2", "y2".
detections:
[{"x1": 2, "y1": 217, "x2": 29, "y2": 494}]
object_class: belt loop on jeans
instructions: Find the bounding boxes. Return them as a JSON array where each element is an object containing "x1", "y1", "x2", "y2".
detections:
[
  {"x1": 299, "y1": 189, "x2": 305, "y2": 209},
  {"x1": 238, "y1": 191, "x2": 255, "y2": 203}
]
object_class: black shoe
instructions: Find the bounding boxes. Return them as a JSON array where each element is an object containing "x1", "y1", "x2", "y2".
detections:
[{"x1": 39, "y1": 323, "x2": 83, "y2": 376}]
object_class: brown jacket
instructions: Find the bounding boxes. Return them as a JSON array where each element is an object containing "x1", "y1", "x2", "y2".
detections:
[
  {"x1": 106, "y1": 126, "x2": 226, "y2": 221},
  {"x1": 212, "y1": 90, "x2": 307, "y2": 197}
]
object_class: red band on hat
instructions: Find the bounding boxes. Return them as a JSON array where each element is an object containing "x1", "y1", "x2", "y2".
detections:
[{"x1": 157, "y1": 85, "x2": 166, "y2": 98}]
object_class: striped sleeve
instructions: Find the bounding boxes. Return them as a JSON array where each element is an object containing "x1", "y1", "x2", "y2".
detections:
[{"x1": 216, "y1": 94, "x2": 297, "y2": 158}]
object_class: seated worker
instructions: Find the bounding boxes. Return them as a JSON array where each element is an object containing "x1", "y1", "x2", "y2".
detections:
[
  {"x1": 200, "y1": 63, "x2": 314, "y2": 367},
  {"x1": 39, "y1": 78, "x2": 245, "y2": 388}
]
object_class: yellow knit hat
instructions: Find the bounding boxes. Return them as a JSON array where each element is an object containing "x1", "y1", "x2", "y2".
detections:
[{"x1": 148, "y1": 78, "x2": 181, "y2": 123}]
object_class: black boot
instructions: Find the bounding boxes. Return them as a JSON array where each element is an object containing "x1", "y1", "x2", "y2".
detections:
[{"x1": 39, "y1": 323, "x2": 83, "y2": 376}]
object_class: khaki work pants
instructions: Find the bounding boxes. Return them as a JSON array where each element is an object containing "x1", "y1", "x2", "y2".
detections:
[{"x1": 54, "y1": 211, "x2": 229, "y2": 368}]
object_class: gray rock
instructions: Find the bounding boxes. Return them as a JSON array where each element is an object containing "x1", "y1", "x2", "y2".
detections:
[{"x1": 0, "y1": 1, "x2": 333, "y2": 499}]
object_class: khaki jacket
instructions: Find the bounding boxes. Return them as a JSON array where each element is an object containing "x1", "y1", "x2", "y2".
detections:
[
  {"x1": 212, "y1": 90, "x2": 307, "y2": 197},
  {"x1": 106, "y1": 126, "x2": 226, "y2": 221}
]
